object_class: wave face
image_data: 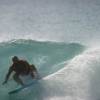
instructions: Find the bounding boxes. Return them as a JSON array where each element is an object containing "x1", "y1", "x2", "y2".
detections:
[
  {"x1": 0, "y1": 40, "x2": 85, "y2": 100},
  {"x1": 1, "y1": 40, "x2": 100, "y2": 100}
]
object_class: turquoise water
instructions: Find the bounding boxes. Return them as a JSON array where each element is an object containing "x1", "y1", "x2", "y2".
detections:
[
  {"x1": 0, "y1": 40, "x2": 85, "y2": 100},
  {"x1": 0, "y1": 40, "x2": 84, "y2": 77}
]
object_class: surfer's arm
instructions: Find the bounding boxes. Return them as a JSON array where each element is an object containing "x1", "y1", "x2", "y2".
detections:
[{"x1": 2, "y1": 66, "x2": 13, "y2": 85}]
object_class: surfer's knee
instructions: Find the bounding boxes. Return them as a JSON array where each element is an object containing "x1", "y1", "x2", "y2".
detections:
[{"x1": 13, "y1": 74, "x2": 24, "y2": 85}]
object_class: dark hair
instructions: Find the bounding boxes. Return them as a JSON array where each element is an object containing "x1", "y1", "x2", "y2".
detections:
[{"x1": 12, "y1": 56, "x2": 19, "y2": 62}]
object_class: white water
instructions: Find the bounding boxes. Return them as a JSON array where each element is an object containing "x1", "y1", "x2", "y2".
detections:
[{"x1": 42, "y1": 48, "x2": 100, "y2": 100}]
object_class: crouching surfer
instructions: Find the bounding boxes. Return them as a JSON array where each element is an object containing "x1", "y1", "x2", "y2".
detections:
[{"x1": 2, "y1": 56, "x2": 38, "y2": 86}]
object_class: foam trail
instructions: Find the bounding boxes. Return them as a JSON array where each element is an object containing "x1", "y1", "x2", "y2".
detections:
[{"x1": 41, "y1": 48, "x2": 100, "y2": 100}]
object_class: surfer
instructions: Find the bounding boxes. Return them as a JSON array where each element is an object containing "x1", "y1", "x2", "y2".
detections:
[{"x1": 2, "y1": 56, "x2": 38, "y2": 86}]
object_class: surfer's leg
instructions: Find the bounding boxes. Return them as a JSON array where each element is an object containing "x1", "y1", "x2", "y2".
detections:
[{"x1": 13, "y1": 73, "x2": 24, "y2": 86}]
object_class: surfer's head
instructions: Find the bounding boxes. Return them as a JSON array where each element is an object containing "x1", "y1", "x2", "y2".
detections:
[{"x1": 12, "y1": 56, "x2": 19, "y2": 63}]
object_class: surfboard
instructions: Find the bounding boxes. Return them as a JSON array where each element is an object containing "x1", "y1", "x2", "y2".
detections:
[
  {"x1": 8, "y1": 72, "x2": 41, "y2": 94},
  {"x1": 8, "y1": 79, "x2": 38, "y2": 94}
]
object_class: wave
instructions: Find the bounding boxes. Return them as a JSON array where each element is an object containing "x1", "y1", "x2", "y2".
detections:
[
  {"x1": 1, "y1": 39, "x2": 100, "y2": 100},
  {"x1": 2, "y1": 44, "x2": 100, "y2": 100},
  {"x1": 42, "y1": 48, "x2": 100, "y2": 100},
  {"x1": 0, "y1": 39, "x2": 85, "y2": 77},
  {"x1": 17, "y1": 47, "x2": 100, "y2": 100},
  {"x1": 0, "y1": 39, "x2": 85, "y2": 100}
]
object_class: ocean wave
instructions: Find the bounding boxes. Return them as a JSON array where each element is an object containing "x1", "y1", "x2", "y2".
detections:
[
  {"x1": 0, "y1": 39, "x2": 85, "y2": 100},
  {"x1": 1, "y1": 40, "x2": 100, "y2": 100},
  {"x1": 0, "y1": 39, "x2": 85, "y2": 76},
  {"x1": 4, "y1": 46, "x2": 100, "y2": 100},
  {"x1": 30, "y1": 48, "x2": 100, "y2": 100}
]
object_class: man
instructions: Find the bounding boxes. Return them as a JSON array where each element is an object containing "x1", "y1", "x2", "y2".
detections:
[{"x1": 2, "y1": 56, "x2": 38, "y2": 86}]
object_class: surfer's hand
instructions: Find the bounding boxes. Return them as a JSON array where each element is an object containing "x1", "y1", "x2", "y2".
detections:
[{"x1": 2, "y1": 80, "x2": 7, "y2": 85}]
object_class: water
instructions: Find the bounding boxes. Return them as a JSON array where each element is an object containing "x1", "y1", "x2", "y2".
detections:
[{"x1": 0, "y1": 0, "x2": 100, "y2": 100}]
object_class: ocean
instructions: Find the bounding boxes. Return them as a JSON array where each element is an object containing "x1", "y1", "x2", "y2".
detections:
[{"x1": 0, "y1": 0, "x2": 100, "y2": 100}]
